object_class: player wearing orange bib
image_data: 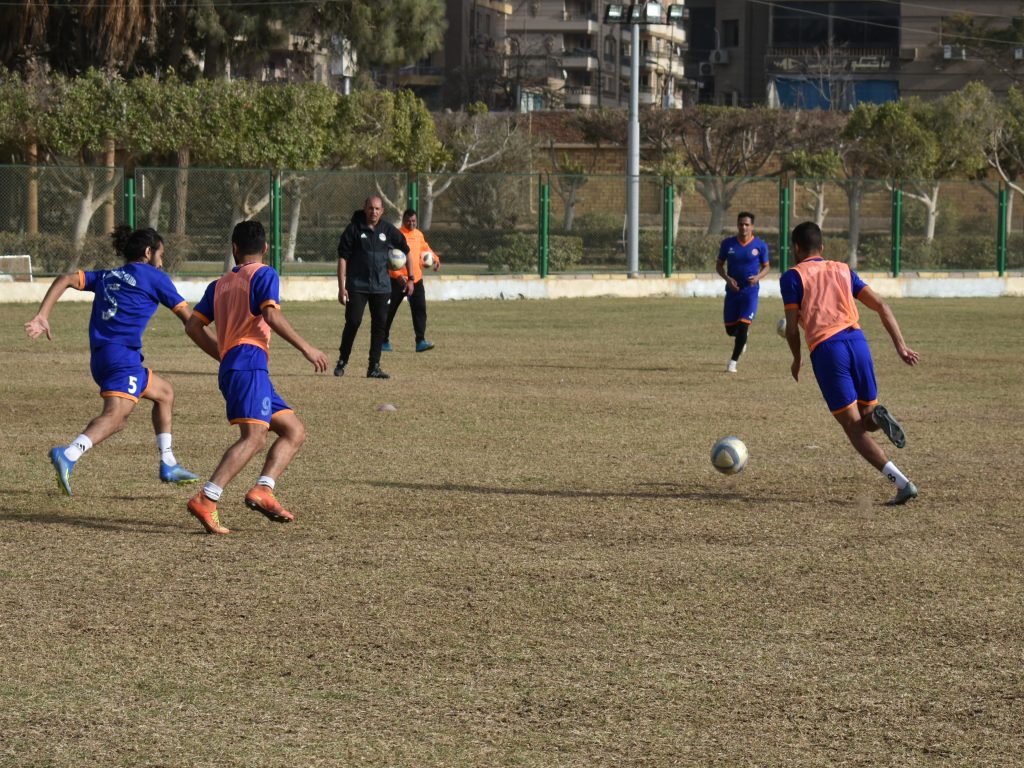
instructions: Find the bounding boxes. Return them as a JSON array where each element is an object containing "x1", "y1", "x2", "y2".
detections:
[
  {"x1": 383, "y1": 209, "x2": 441, "y2": 353},
  {"x1": 781, "y1": 222, "x2": 920, "y2": 505},
  {"x1": 184, "y1": 220, "x2": 328, "y2": 534}
]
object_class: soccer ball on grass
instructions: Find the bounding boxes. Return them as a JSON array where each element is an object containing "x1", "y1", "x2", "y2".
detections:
[{"x1": 711, "y1": 436, "x2": 748, "y2": 475}]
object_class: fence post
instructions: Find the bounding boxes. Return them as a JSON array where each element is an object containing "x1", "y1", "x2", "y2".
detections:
[
  {"x1": 778, "y1": 177, "x2": 791, "y2": 272},
  {"x1": 998, "y1": 184, "x2": 1008, "y2": 276},
  {"x1": 662, "y1": 180, "x2": 674, "y2": 277},
  {"x1": 538, "y1": 174, "x2": 550, "y2": 278},
  {"x1": 124, "y1": 176, "x2": 136, "y2": 229},
  {"x1": 890, "y1": 184, "x2": 903, "y2": 277},
  {"x1": 407, "y1": 175, "x2": 418, "y2": 214},
  {"x1": 272, "y1": 174, "x2": 282, "y2": 273}
]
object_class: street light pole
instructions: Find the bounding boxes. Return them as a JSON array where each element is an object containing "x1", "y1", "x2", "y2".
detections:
[{"x1": 626, "y1": 21, "x2": 640, "y2": 277}]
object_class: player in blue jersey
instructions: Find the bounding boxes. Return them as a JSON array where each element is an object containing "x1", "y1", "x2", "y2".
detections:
[
  {"x1": 25, "y1": 225, "x2": 210, "y2": 496},
  {"x1": 184, "y1": 220, "x2": 328, "y2": 535},
  {"x1": 716, "y1": 212, "x2": 771, "y2": 373}
]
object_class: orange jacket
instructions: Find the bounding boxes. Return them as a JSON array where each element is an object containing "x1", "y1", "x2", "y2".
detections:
[{"x1": 391, "y1": 226, "x2": 440, "y2": 282}]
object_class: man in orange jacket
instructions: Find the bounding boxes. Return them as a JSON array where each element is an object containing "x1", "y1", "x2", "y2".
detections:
[{"x1": 383, "y1": 208, "x2": 441, "y2": 353}]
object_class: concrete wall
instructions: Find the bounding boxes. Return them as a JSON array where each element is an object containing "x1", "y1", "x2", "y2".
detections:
[{"x1": 5, "y1": 272, "x2": 1024, "y2": 306}]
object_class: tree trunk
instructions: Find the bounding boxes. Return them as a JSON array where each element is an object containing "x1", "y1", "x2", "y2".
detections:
[
  {"x1": 285, "y1": 182, "x2": 302, "y2": 262},
  {"x1": 421, "y1": 177, "x2": 436, "y2": 230},
  {"x1": 73, "y1": 177, "x2": 97, "y2": 262},
  {"x1": 846, "y1": 182, "x2": 862, "y2": 269},
  {"x1": 27, "y1": 142, "x2": 39, "y2": 236},
  {"x1": 174, "y1": 147, "x2": 189, "y2": 237},
  {"x1": 924, "y1": 183, "x2": 940, "y2": 242},
  {"x1": 563, "y1": 187, "x2": 577, "y2": 231},
  {"x1": 813, "y1": 181, "x2": 828, "y2": 227},
  {"x1": 103, "y1": 139, "x2": 116, "y2": 235},
  {"x1": 147, "y1": 183, "x2": 165, "y2": 229}
]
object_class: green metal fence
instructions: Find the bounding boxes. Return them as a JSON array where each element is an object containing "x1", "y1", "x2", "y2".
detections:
[{"x1": 1, "y1": 164, "x2": 1021, "y2": 278}]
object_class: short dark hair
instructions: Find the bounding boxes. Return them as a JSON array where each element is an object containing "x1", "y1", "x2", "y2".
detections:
[
  {"x1": 232, "y1": 220, "x2": 266, "y2": 256},
  {"x1": 737, "y1": 211, "x2": 755, "y2": 223},
  {"x1": 402, "y1": 209, "x2": 417, "y2": 219},
  {"x1": 111, "y1": 224, "x2": 163, "y2": 262},
  {"x1": 791, "y1": 221, "x2": 823, "y2": 254}
]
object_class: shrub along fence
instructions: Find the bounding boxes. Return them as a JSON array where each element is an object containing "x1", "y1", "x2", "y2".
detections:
[{"x1": 0, "y1": 164, "x2": 1019, "y2": 278}]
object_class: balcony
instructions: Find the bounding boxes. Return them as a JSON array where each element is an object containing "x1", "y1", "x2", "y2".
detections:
[
  {"x1": 524, "y1": 13, "x2": 600, "y2": 35},
  {"x1": 397, "y1": 65, "x2": 444, "y2": 86},
  {"x1": 565, "y1": 86, "x2": 599, "y2": 108},
  {"x1": 563, "y1": 49, "x2": 600, "y2": 71}
]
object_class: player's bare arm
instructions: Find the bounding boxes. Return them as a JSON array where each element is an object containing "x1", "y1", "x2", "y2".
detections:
[
  {"x1": 261, "y1": 305, "x2": 329, "y2": 372},
  {"x1": 784, "y1": 307, "x2": 802, "y2": 381},
  {"x1": 337, "y1": 257, "x2": 348, "y2": 305},
  {"x1": 185, "y1": 314, "x2": 221, "y2": 361},
  {"x1": 715, "y1": 260, "x2": 739, "y2": 292},
  {"x1": 857, "y1": 286, "x2": 919, "y2": 366},
  {"x1": 25, "y1": 272, "x2": 79, "y2": 340}
]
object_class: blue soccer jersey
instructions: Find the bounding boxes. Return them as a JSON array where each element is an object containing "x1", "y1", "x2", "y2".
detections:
[
  {"x1": 718, "y1": 236, "x2": 770, "y2": 290},
  {"x1": 80, "y1": 263, "x2": 186, "y2": 350}
]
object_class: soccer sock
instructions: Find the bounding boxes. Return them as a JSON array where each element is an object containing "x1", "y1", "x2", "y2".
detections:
[
  {"x1": 202, "y1": 482, "x2": 224, "y2": 502},
  {"x1": 156, "y1": 433, "x2": 177, "y2": 467},
  {"x1": 881, "y1": 461, "x2": 909, "y2": 490},
  {"x1": 64, "y1": 434, "x2": 93, "y2": 463},
  {"x1": 731, "y1": 325, "x2": 749, "y2": 361},
  {"x1": 257, "y1": 476, "x2": 276, "y2": 490}
]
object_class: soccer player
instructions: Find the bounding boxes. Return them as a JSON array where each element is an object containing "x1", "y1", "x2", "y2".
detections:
[
  {"x1": 716, "y1": 211, "x2": 771, "y2": 373},
  {"x1": 382, "y1": 208, "x2": 441, "y2": 353},
  {"x1": 781, "y1": 221, "x2": 920, "y2": 506},
  {"x1": 184, "y1": 220, "x2": 328, "y2": 535},
  {"x1": 24, "y1": 225, "x2": 201, "y2": 496}
]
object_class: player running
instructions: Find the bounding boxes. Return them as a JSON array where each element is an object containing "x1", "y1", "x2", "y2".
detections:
[
  {"x1": 781, "y1": 221, "x2": 920, "y2": 506},
  {"x1": 185, "y1": 220, "x2": 328, "y2": 535},
  {"x1": 25, "y1": 225, "x2": 201, "y2": 495},
  {"x1": 716, "y1": 211, "x2": 771, "y2": 373}
]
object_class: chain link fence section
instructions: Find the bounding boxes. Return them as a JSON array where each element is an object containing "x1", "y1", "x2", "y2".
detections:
[
  {"x1": 279, "y1": 170, "x2": 407, "y2": 276},
  {"x1": 792, "y1": 179, "x2": 892, "y2": 271},
  {"x1": 547, "y1": 173, "x2": 663, "y2": 274},
  {"x1": 417, "y1": 172, "x2": 535, "y2": 275},
  {"x1": 0, "y1": 164, "x2": 124, "y2": 275},
  {"x1": 135, "y1": 167, "x2": 272, "y2": 275},
  {"x1": 899, "y1": 180, "x2": 1001, "y2": 272}
]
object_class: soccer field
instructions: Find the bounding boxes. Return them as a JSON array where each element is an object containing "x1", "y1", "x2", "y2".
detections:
[{"x1": 1, "y1": 297, "x2": 1022, "y2": 766}]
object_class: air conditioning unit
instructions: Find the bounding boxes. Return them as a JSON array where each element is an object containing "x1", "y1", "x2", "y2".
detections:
[
  {"x1": 710, "y1": 49, "x2": 730, "y2": 65},
  {"x1": 698, "y1": 62, "x2": 713, "y2": 77},
  {"x1": 898, "y1": 47, "x2": 917, "y2": 62},
  {"x1": 942, "y1": 44, "x2": 966, "y2": 61},
  {"x1": 1015, "y1": 47, "x2": 1024, "y2": 61}
]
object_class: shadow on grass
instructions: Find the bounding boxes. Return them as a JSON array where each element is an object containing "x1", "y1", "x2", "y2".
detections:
[
  {"x1": 0, "y1": 511, "x2": 184, "y2": 533},
  {"x1": 368, "y1": 479, "x2": 771, "y2": 503}
]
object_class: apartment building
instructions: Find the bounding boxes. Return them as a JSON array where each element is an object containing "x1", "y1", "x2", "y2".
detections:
[
  {"x1": 686, "y1": 0, "x2": 1024, "y2": 108},
  {"x1": 404, "y1": 1, "x2": 688, "y2": 111}
]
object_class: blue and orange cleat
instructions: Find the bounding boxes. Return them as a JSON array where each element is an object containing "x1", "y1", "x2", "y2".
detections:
[
  {"x1": 244, "y1": 485, "x2": 295, "y2": 523},
  {"x1": 160, "y1": 463, "x2": 200, "y2": 484},
  {"x1": 188, "y1": 492, "x2": 230, "y2": 534},
  {"x1": 49, "y1": 447, "x2": 75, "y2": 496}
]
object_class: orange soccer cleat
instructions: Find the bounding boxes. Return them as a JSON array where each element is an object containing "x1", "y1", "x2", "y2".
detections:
[
  {"x1": 244, "y1": 485, "x2": 295, "y2": 524},
  {"x1": 188, "y1": 492, "x2": 230, "y2": 535}
]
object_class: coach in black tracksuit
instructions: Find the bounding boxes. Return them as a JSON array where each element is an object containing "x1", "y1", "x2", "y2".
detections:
[{"x1": 334, "y1": 196, "x2": 408, "y2": 379}]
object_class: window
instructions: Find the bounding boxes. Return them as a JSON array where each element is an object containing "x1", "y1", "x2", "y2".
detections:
[
  {"x1": 722, "y1": 19, "x2": 740, "y2": 48},
  {"x1": 772, "y1": 2, "x2": 899, "y2": 49}
]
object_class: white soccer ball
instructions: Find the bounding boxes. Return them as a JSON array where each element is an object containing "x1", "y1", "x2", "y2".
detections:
[
  {"x1": 421, "y1": 251, "x2": 434, "y2": 268},
  {"x1": 776, "y1": 317, "x2": 787, "y2": 338},
  {"x1": 711, "y1": 436, "x2": 748, "y2": 475},
  {"x1": 388, "y1": 248, "x2": 407, "y2": 270}
]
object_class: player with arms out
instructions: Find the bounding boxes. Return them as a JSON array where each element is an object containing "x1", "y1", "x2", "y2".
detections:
[
  {"x1": 25, "y1": 225, "x2": 201, "y2": 496},
  {"x1": 716, "y1": 211, "x2": 771, "y2": 373},
  {"x1": 185, "y1": 220, "x2": 328, "y2": 535},
  {"x1": 781, "y1": 221, "x2": 920, "y2": 505}
]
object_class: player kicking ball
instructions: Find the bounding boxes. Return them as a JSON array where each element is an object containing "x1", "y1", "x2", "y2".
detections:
[
  {"x1": 185, "y1": 220, "x2": 328, "y2": 534},
  {"x1": 25, "y1": 226, "x2": 201, "y2": 495},
  {"x1": 781, "y1": 221, "x2": 920, "y2": 506}
]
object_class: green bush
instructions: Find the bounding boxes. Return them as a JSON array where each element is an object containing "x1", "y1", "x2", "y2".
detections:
[
  {"x1": 0, "y1": 232, "x2": 118, "y2": 274},
  {"x1": 486, "y1": 233, "x2": 583, "y2": 274}
]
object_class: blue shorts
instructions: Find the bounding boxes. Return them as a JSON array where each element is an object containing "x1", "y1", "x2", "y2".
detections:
[
  {"x1": 218, "y1": 368, "x2": 291, "y2": 427},
  {"x1": 723, "y1": 287, "x2": 759, "y2": 326},
  {"x1": 90, "y1": 345, "x2": 151, "y2": 402},
  {"x1": 810, "y1": 329, "x2": 878, "y2": 414}
]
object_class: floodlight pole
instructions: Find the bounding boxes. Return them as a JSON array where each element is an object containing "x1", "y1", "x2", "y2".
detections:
[{"x1": 627, "y1": 21, "x2": 640, "y2": 277}]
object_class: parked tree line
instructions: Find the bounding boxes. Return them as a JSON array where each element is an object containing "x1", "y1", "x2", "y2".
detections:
[{"x1": 3, "y1": 69, "x2": 1024, "y2": 270}]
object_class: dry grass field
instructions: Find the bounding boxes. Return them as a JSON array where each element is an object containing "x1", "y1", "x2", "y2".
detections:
[{"x1": 1, "y1": 295, "x2": 1022, "y2": 767}]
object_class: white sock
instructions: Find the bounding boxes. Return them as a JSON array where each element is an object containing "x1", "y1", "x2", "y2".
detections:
[
  {"x1": 882, "y1": 461, "x2": 909, "y2": 490},
  {"x1": 257, "y1": 476, "x2": 276, "y2": 490},
  {"x1": 64, "y1": 434, "x2": 93, "y2": 462},
  {"x1": 156, "y1": 433, "x2": 177, "y2": 467},
  {"x1": 202, "y1": 482, "x2": 223, "y2": 502}
]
